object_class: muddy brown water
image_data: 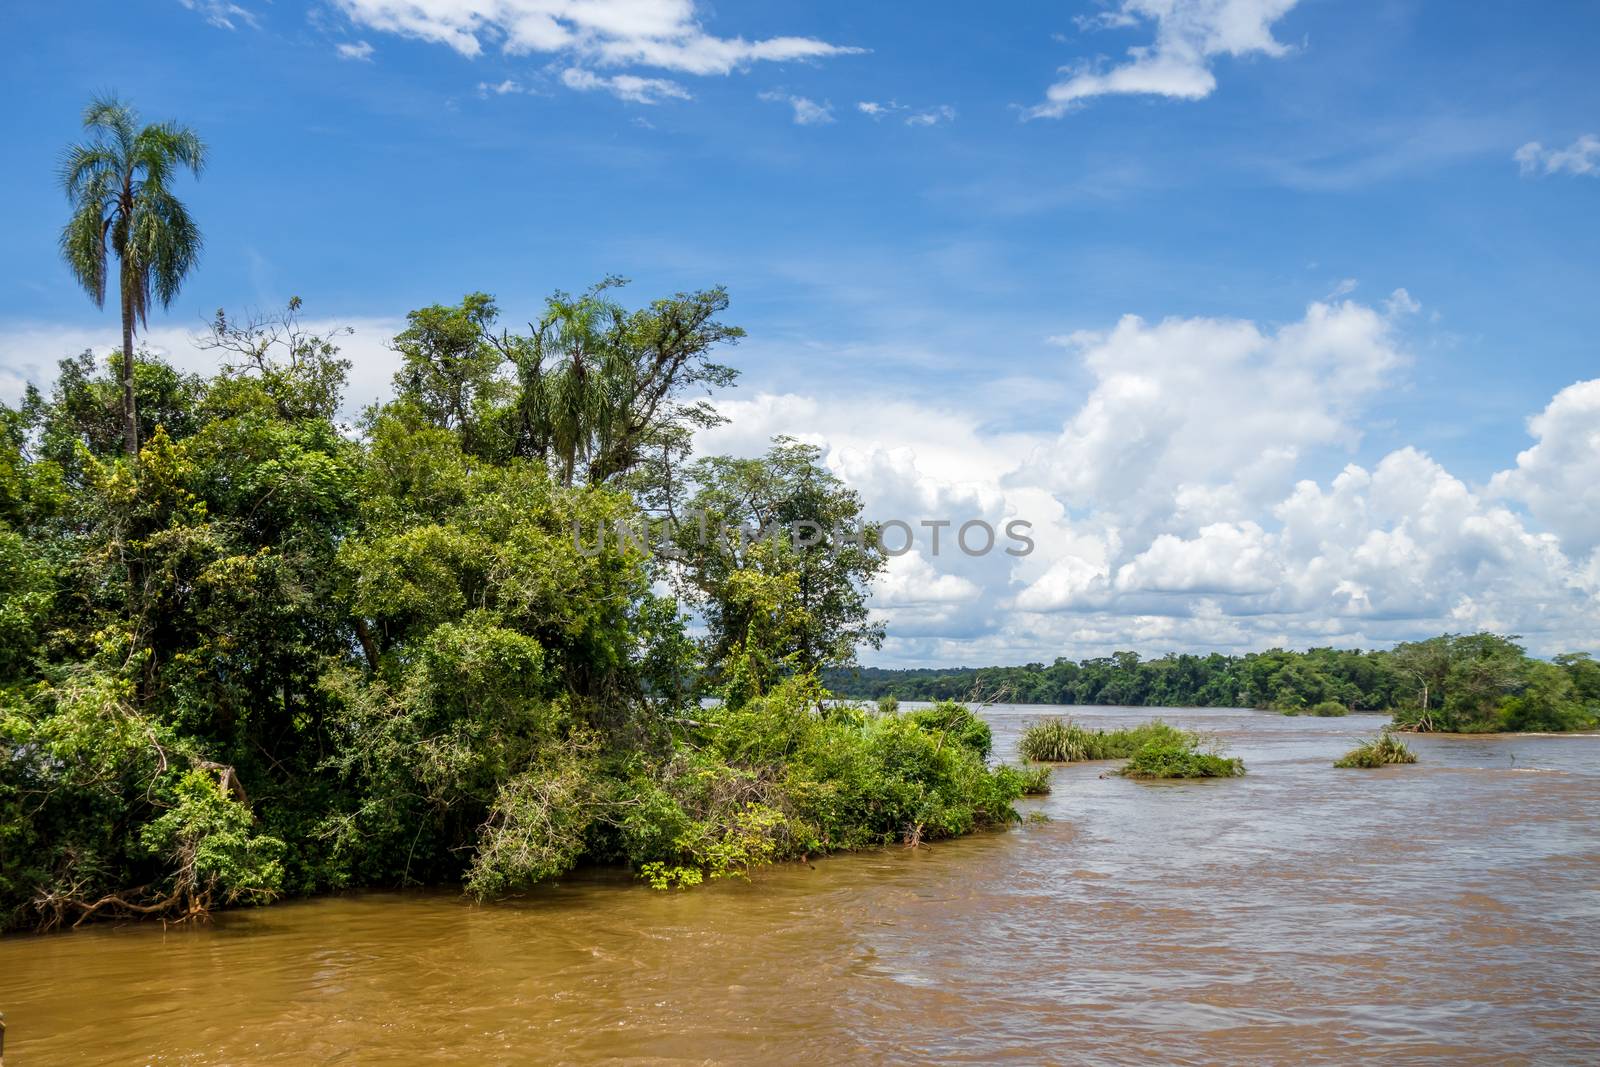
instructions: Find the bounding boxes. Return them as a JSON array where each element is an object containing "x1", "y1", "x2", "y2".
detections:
[{"x1": 2, "y1": 705, "x2": 1598, "y2": 1065}]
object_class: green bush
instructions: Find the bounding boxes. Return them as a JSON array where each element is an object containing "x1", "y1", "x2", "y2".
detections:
[
  {"x1": 1018, "y1": 717, "x2": 1189, "y2": 762},
  {"x1": 1334, "y1": 734, "x2": 1418, "y2": 768},
  {"x1": 997, "y1": 763, "x2": 1052, "y2": 796},
  {"x1": 604, "y1": 681, "x2": 1026, "y2": 888},
  {"x1": 1308, "y1": 700, "x2": 1349, "y2": 717},
  {"x1": 905, "y1": 700, "x2": 992, "y2": 759},
  {"x1": 876, "y1": 694, "x2": 899, "y2": 714},
  {"x1": 1116, "y1": 737, "x2": 1245, "y2": 780}
]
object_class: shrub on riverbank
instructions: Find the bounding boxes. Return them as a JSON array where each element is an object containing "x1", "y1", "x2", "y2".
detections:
[
  {"x1": 593, "y1": 682, "x2": 1029, "y2": 890},
  {"x1": 1018, "y1": 717, "x2": 1188, "y2": 762},
  {"x1": 1334, "y1": 734, "x2": 1418, "y2": 768},
  {"x1": 1003, "y1": 764, "x2": 1053, "y2": 795},
  {"x1": 1116, "y1": 737, "x2": 1245, "y2": 780}
]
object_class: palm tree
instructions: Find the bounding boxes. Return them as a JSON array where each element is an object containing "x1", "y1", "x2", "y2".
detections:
[{"x1": 59, "y1": 95, "x2": 206, "y2": 457}]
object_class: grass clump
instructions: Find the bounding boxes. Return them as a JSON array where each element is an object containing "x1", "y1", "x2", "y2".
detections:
[
  {"x1": 1116, "y1": 737, "x2": 1245, "y2": 780},
  {"x1": 1334, "y1": 733, "x2": 1418, "y2": 768},
  {"x1": 1018, "y1": 717, "x2": 1189, "y2": 763}
]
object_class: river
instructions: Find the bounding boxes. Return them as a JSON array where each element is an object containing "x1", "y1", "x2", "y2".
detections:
[{"x1": 2, "y1": 705, "x2": 1597, "y2": 1065}]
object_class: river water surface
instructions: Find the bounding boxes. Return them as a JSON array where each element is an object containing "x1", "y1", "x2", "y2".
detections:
[{"x1": 3, "y1": 705, "x2": 1598, "y2": 1065}]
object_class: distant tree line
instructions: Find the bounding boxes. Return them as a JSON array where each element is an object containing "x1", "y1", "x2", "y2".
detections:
[{"x1": 825, "y1": 635, "x2": 1600, "y2": 732}]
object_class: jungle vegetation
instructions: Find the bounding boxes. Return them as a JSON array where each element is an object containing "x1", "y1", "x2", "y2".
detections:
[
  {"x1": 0, "y1": 274, "x2": 1037, "y2": 930},
  {"x1": 0, "y1": 99, "x2": 1043, "y2": 932}
]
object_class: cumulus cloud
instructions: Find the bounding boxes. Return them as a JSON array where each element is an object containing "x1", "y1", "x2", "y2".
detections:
[
  {"x1": 1020, "y1": 295, "x2": 1408, "y2": 543},
  {"x1": 759, "y1": 91, "x2": 833, "y2": 125},
  {"x1": 331, "y1": 0, "x2": 863, "y2": 78},
  {"x1": 562, "y1": 67, "x2": 690, "y2": 104},
  {"x1": 1488, "y1": 379, "x2": 1600, "y2": 557},
  {"x1": 337, "y1": 40, "x2": 376, "y2": 61},
  {"x1": 696, "y1": 295, "x2": 1599, "y2": 664},
  {"x1": 1027, "y1": 0, "x2": 1301, "y2": 118},
  {"x1": 1514, "y1": 134, "x2": 1600, "y2": 178}
]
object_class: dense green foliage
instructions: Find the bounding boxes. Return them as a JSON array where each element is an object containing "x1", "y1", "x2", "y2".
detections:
[
  {"x1": 827, "y1": 637, "x2": 1599, "y2": 731},
  {"x1": 1116, "y1": 738, "x2": 1246, "y2": 780},
  {"x1": 1017, "y1": 718, "x2": 1189, "y2": 762},
  {"x1": 0, "y1": 284, "x2": 1026, "y2": 932},
  {"x1": 1334, "y1": 734, "x2": 1418, "y2": 768}
]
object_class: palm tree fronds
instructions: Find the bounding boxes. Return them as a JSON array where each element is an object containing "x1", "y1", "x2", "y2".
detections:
[{"x1": 60, "y1": 206, "x2": 110, "y2": 308}]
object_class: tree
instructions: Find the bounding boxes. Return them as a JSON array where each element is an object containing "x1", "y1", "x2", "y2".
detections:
[
  {"x1": 390, "y1": 292, "x2": 509, "y2": 453},
  {"x1": 516, "y1": 279, "x2": 742, "y2": 489},
  {"x1": 387, "y1": 281, "x2": 742, "y2": 489},
  {"x1": 59, "y1": 95, "x2": 206, "y2": 457},
  {"x1": 670, "y1": 437, "x2": 886, "y2": 701},
  {"x1": 199, "y1": 296, "x2": 353, "y2": 423}
]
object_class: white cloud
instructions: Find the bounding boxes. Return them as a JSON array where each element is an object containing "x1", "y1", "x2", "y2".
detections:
[
  {"x1": 1514, "y1": 134, "x2": 1600, "y2": 178},
  {"x1": 857, "y1": 100, "x2": 956, "y2": 127},
  {"x1": 562, "y1": 67, "x2": 690, "y2": 104},
  {"x1": 477, "y1": 78, "x2": 528, "y2": 96},
  {"x1": 337, "y1": 40, "x2": 376, "y2": 61},
  {"x1": 906, "y1": 105, "x2": 956, "y2": 128},
  {"x1": 1116, "y1": 521, "x2": 1282, "y2": 595},
  {"x1": 1384, "y1": 287, "x2": 1420, "y2": 316},
  {"x1": 876, "y1": 551, "x2": 981, "y2": 607},
  {"x1": 759, "y1": 91, "x2": 833, "y2": 126},
  {"x1": 1488, "y1": 379, "x2": 1600, "y2": 557},
  {"x1": 1027, "y1": 0, "x2": 1301, "y2": 118},
  {"x1": 1021, "y1": 295, "x2": 1407, "y2": 544},
  {"x1": 179, "y1": 0, "x2": 258, "y2": 30},
  {"x1": 332, "y1": 0, "x2": 863, "y2": 78}
]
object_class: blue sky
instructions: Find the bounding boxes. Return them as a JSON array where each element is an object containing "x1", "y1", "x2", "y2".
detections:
[{"x1": 2, "y1": 1, "x2": 1597, "y2": 664}]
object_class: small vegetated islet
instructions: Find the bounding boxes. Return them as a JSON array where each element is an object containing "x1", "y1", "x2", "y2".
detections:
[
  {"x1": 1115, "y1": 737, "x2": 1246, "y2": 780},
  {"x1": 1017, "y1": 717, "x2": 1189, "y2": 763},
  {"x1": 1017, "y1": 717, "x2": 1243, "y2": 781},
  {"x1": 1334, "y1": 734, "x2": 1418, "y2": 768},
  {"x1": 1281, "y1": 699, "x2": 1349, "y2": 717}
]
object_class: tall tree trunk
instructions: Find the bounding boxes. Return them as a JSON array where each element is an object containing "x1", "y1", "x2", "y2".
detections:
[{"x1": 119, "y1": 270, "x2": 139, "y2": 457}]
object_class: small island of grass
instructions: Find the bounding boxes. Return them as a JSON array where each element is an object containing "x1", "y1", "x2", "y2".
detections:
[
  {"x1": 1017, "y1": 717, "x2": 1189, "y2": 762},
  {"x1": 1334, "y1": 734, "x2": 1418, "y2": 768},
  {"x1": 1017, "y1": 718, "x2": 1245, "y2": 779}
]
